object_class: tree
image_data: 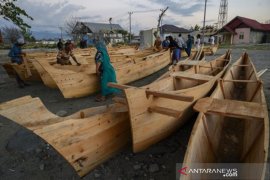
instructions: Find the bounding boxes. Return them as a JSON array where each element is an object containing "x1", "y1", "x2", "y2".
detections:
[
  {"x1": 0, "y1": 0, "x2": 33, "y2": 31},
  {"x1": 194, "y1": 24, "x2": 200, "y2": 31},
  {"x1": 65, "y1": 16, "x2": 80, "y2": 40},
  {"x1": 1, "y1": 26, "x2": 21, "y2": 43}
]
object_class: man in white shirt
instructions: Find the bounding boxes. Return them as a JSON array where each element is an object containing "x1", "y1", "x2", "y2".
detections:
[{"x1": 210, "y1": 35, "x2": 215, "y2": 46}]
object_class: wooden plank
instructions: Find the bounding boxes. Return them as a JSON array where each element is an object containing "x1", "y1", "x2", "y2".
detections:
[
  {"x1": 223, "y1": 79, "x2": 258, "y2": 83},
  {"x1": 257, "y1": 69, "x2": 268, "y2": 77},
  {"x1": 112, "y1": 97, "x2": 127, "y2": 104},
  {"x1": 233, "y1": 64, "x2": 251, "y2": 67},
  {"x1": 145, "y1": 90, "x2": 194, "y2": 102},
  {"x1": 172, "y1": 72, "x2": 213, "y2": 82},
  {"x1": 22, "y1": 56, "x2": 32, "y2": 77},
  {"x1": 249, "y1": 81, "x2": 262, "y2": 102},
  {"x1": 107, "y1": 83, "x2": 134, "y2": 90},
  {"x1": 199, "y1": 65, "x2": 224, "y2": 69},
  {"x1": 193, "y1": 97, "x2": 264, "y2": 120},
  {"x1": 219, "y1": 80, "x2": 226, "y2": 99},
  {"x1": 148, "y1": 106, "x2": 182, "y2": 118}
]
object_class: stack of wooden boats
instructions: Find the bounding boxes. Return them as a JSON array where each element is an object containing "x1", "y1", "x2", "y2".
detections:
[
  {"x1": 109, "y1": 50, "x2": 231, "y2": 152},
  {"x1": 1, "y1": 46, "x2": 154, "y2": 82},
  {"x1": 181, "y1": 52, "x2": 269, "y2": 179},
  {"x1": 0, "y1": 51, "x2": 229, "y2": 177},
  {"x1": 31, "y1": 49, "x2": 170, "y2": 98}
]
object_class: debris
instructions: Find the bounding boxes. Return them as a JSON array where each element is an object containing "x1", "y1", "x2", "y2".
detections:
[
  {"x1": 39, "y1": 164, "x2": 45, "y2": 170},
  {"x1": 56, "y1": 110, "x2": 67, "y2": 117},
  {"x1": 149, "y1": 164, "x2": 159, "y2": 173},
  {"x1": 94, "y1": 173, "x2": 101, "y2": 178},
  {"x1": 133, "y1": 164, "x2": 141, "y2": 170}
]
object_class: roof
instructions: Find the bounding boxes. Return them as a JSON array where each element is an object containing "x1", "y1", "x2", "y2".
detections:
[
  {"x1": 219, "y1": 16, "x2": 270, "y2": 33},
  {"x1": 74, "y1": 22, "x2": 124, "y2": 33},
  {"x1": 160, "y1": 24, "x2": 190, "y2": 33}
]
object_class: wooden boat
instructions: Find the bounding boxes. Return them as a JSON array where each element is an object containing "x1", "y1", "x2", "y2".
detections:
[
  {"x1": 181, "y1": 52, "x2": 269, "y2": 180},
  {"x1": 0, "y1": 96, "x2": 130, "y2": 177},
  {"x1": 1, "y1": 46, "x2": 153, "y2": 82},
  {"x1": 109, "y1": 50, "x2": 231, "y2": 153},
  {"x1": 35, "y1": 50, "x2": 170, "y2": 98}
]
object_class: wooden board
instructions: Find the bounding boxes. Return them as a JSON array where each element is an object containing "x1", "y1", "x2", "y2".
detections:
[
  {"x1": 37, "y1": 50, "x2": 170, "y2": 98},
  {"x1": 0, "y1": 96, "x2": 131, "y2": 177},
  {"x1": 122, "y1": 50, "x2": 231, "y2": 152},
  {"x1": 182, "y1": 52, "x2": 269, "y2": 180}
]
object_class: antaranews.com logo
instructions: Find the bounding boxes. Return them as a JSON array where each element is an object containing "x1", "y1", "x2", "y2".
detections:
[
  {"x1": 178, "y1": 166, "x2": 237, "y2": 177},
  {"x1": 176, "y1": 163, "x2": 269, "y2": 179}
]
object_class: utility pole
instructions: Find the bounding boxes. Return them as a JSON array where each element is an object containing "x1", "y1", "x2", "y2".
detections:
[
  {"x1": 202, "y1": 0, "x2": 207, "y2": 45},
  {"x1": 128, "y1": 12, "x2": 133, "y2": 43},
  {"x1": 59, "y1": 26, "x2": 63, "y2": 40},
  {"x1": 157, "y1": 6, "x2": 169, "y2": 37}
]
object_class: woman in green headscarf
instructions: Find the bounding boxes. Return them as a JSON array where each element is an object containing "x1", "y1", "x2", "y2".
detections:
[{"x1": 94, "y1": 40, "x2": 119, "y2": 101}]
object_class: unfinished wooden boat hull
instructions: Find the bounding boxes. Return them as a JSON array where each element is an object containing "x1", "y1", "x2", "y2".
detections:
[
  {"x1": 0, "y1": 96, "x2": 130, "y2": 177},
  {"x1": 37, "y1": 50, "x2": 170, "y2": 98},
  {"x1": 182, "y1": 52, "x2": 269, "y2": 179},
  {"x1": 121, "y1": 51, "x2": 231, "y2": 153},
  {"x1": 10, "y1": 62, "x2": 41, "y2": 81}
]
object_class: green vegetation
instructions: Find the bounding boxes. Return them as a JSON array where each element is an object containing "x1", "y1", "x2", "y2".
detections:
[
  {"x1": 0, "y1": 42, "x2": 57, "y2": 50},
  {"x1": 0, "y1": 0, "x2": 33, "y2": 31}
]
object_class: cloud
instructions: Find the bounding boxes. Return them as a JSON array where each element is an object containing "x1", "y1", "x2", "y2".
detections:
[
  {"x1": 16, "y1": 0, "x2": 85, "y2": 31},
  {"x1": 149, "y1": 0, "x2": 205, "y2": 16}
]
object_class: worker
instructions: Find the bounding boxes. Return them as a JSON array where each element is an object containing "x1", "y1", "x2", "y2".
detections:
[
  {"x1": 162, "y1": 36, "x2": 170, "y2": 49},
  {"x1": 186, "y1": 34, "x2": 193, "y2": 57},
  {"x1": 94, "y1": 40, "x2": 119, "y2": 102},
  {"x1": 8, "y1": 38, "x2": 29, "y2": 88},
  {"x1": 154, "y1": 36, "x2": 162, "y2": 51},
  {"x1": 195, "y1": 34, "x2": 201, "y2": 50},
  {"x1": 168, "y1": 36, "x2": 181, "y2": 65},
  {"x1": 57, "y1": 39, "x2": 63, "y2": 50},
  {"x1": 56, "y1": 42, "x2": 81, "y2": 65}
]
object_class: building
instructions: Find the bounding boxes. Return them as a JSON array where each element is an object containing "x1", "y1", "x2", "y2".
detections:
[
  {"x1": 160, "y1": 24, "x2": 191, "y2": 40},
  {"x1": 140, "y1": 25, "x2": 191, "y2": 48},
  {"x1": 140, "y1": 28, "x2": 157, "y2": 48},
  {"x1": 72, "y1": 22, "x2": 126, "y2": 44},
  {"x1": 218, "y1": 16, "x2": 270, "y2": 44}
]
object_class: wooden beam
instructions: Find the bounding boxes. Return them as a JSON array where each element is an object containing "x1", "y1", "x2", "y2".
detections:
[
  {"x1": 107, "y1": 83, "x2": 134, "y2": 90},
  {"x1": 219, "y1": 79, "x2": 226, "y2": 99},
  {"x1": 257, "y1": 69, "x2": 268, "y2": 77},
  {"x1": 247, "y1": 70, "x2": 254, "y2": 80},
  {"x1": 249, "y1": 81, "x2": 262, "y2": 102},
  {"x1": 199, "y1": 65, "x2": 223, "y2": 69},
  {"x1": 22, "y1": 56, "x2": 32, "y2": 78},
  {"x1": 112, "y1": 97, "x2": 127, "y2": 104},
  {"x1": 148, "y1": 106, "x2": 182, "y2": 118},
  {"x1": 233, "y1": 64, "x2": 250, "y2": 67},
  {"x1": 223, "y1": 79, "x2": 258, "y2": 83},
  {"x1": 145, "y1": 90, "x2": 194, "y2": 102},
  {"x1": 194, "y1": 97, "x2": 264, "y2": 120},
  {"x1": 172, "y1": 73, "x2": 212, "y2": 82}
]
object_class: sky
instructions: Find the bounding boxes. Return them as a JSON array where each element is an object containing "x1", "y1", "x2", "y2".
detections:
[{"x1": 1, "y1": 0, "x2": 270, "y2": 36}]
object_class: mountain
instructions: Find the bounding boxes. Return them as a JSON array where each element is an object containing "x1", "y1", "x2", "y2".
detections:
[{"x1": 32, "y1": 31, "x2": 71, "y2": 40}]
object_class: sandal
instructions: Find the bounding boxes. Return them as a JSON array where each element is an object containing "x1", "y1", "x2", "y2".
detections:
[{"x1": 95, "y1": 96, "x2": 106, "y2": 102}]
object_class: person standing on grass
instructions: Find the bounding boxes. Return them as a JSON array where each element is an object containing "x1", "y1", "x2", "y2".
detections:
[
  {"x1": 94, "y1": 40, "x2": 119, "y2": 102},
  {"x1": 8, "y1": 38, "x2": 29, "y2": 88}
]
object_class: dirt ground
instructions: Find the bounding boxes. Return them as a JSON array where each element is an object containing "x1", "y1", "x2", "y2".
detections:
[{"x1": 0, "y1": 48, "x2": 269, "y2": 180}]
